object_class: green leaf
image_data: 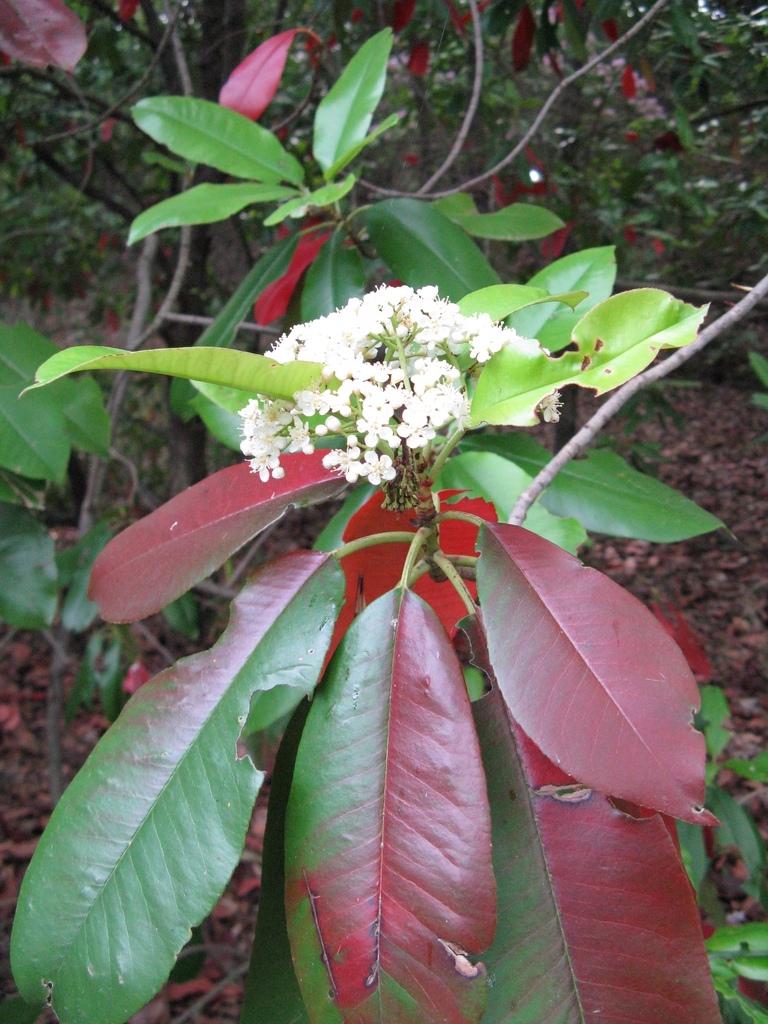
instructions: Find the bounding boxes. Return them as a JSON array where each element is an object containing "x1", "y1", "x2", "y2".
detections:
[
  {"x1": 711, "y1": 959, "x2": 768, "y2": 1024},
  {"x1": 313, "y1": 483, "x2": 375, "y2": 551},
  {"x1": 64, "y1": 631, "x2": 120, "y2": 724},
  {"x1": 196, "y1": 235, "x2": 299, "y2": 348},
  {"x1": 753, "y1": 394, "x2": 768, "y2": 412},
  {"x1": 58, "y1": 521, "x2": 113, "y2": 633},
  {"x1": 0, "y1": 322, "x2": 109, "y2": 483},
  {"x1": 677, "y1": 820, "x2": 709, "y2": 893},
  {"x1": 436, "y1": 451, "x2": 586, "y2": 554},
  {"x1": 461, "y1": 433, "x2": 724, "y2": 541},
  {"x1": 706, "y1": 784, "x2": 767, "y2": 901},
  {"x1": 0, "y1": 470, "x2": 46, "y2": 510},
  {"x1": 323, "y1": 111, "x2": 399, "y2": 181},
  {"x1": 749, "y1": 352, "x2": 768, "y2": 389},
  {"x1": 313, "y1": 29, "x2": 393, "y2": 174},
  {"x1": 240, "y1": 701, "x2": 311, "y2": 1024},
  {"x1": 697, "y1": 685, "x2": 732, "y2": 759},
  {"x1": 190, "y1": 380, "x2": 256, "y2": 413},
  {"x1": 507, "y1": 245, "x2": 616, "y2": 352},
  {"x1": 0, "y1": 503, "x2": 57, "y2": 629},
  {"x1": 365, "y1": 199, "x2": 499, "y2": 301},
  {"x1": 263, "y1": 173, "x2": 356, "y2": 226},
  {"x1": 431, "y1": 193, "x2": 479, "y2": 219},
  {"x1": 471, "y1": 289, "x2": 708, "y2": 426},
  {"x1": 132, "y1": 96, "x2": 304, "y2": 185},
  {"x1": 300, "y1": 232, "x2": 366, "y2": 321},
  {"x1": 189, "y1": 391, "x2": 243, "y2": 450},
  {"x1": 162, "y1": 591, "x2": 199, "y2": 641},
  {"x1": 0, "y1": 996, "x2": 40, "y2": 1024},
  {"x1": 29, "y1": 345, "x2": 324, "y2": 404},
  {"x1": 457, "y1": 283, "x2": 588, "y2": 321},
  {"x1": 725, "y1": 751, "x2": 768, "y2": 783},
  {"x1": 128, "y1": 183, "x2": 298, "y2": 244},
  {"x1": 452, "y1": 204, "x2": 565, "y2": 241},
  {"x1": 11, "y1": 553, "x2": 344, "y2": 1024}
]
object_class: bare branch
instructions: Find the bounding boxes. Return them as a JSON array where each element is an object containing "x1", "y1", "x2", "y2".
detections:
[
  {"x1": 362, "y1": 0, "x2": 671, "y2": 200},
  {"x1": 616, "y1": 278, "x2": 768, "y2": 310},
  {"x1": 161, "y1": 311, "x2": 280, "y2": 335},
  {"x1": 164, "y1": 0, "x2": 193, "y2": 97},
  {"x1": 509, "y1": 268, "x2": 768, "y2": 526},
  {"x1": 130, "y1": 225, "x2": 193, "y2": 351},
  {"x1": 416, "y1": 0, "x2": 484, "y2": 195}
]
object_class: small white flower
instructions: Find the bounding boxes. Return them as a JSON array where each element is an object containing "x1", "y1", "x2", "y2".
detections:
[
  {"x1": 538, "y1": 392, "x2": 563, "y2": 423},
  {"x1": 363, "y1": 451, "x2": 397, "y2": 485}
]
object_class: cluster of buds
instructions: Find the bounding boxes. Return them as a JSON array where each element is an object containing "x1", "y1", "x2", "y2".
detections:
[{"x1": 239, "y1": 285, "x2": 559, "y2": 499}]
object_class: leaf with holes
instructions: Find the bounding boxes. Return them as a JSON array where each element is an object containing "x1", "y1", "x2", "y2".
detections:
[
  {"x1": 11, "y1": 553, "x2": 344, "y2": 1024},
  {"x1": 28, "y1": 344, "x2": 323, "y2": 403},
  {"x1": 471, "y1": 289, "x2": 707, "y2": 426},
  {"x1": 89, "y1": 453, "x2": 342, "y2": 622},
  {"x1": 285, "y1": 587, "x2": 496, "y2": 1024},
  {"x1": 476, "y1": 523, "x2": 714, "y2": 824},
  {"x1": 473, "y1": 683, "x2": 722, "y2": 1024}
]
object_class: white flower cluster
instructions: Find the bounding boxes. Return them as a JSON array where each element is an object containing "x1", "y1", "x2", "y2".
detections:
[{"x1": 239, "y1": 285, "x2": 546, "y2": 485}]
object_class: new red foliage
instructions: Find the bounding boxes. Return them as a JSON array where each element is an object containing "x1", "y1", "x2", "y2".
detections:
[
  {"x1": 408, "y1": 41, "x2": 429, "y2": 76},
  {"x1": 621, "y1": 65, "x2": 637, "y2": 99},
  {"x1": 118, "y1": 0, "x2": 140, "y2": 22},
  {"x1": 651, "y1": 602, "x2": 713, "y2": 683},
  {"x1": 0, "y1": 0, "x2": 87, "y2": 71},
  {"x1": 254, "y1": 232, "x2": 330, "y2": 324},
  {"x1": 539, "y1": 222, "x2": 572, "y2": 259},
  {"x1": 219, "y1": 29, "x2": 304, "y2": 121},
  {"x1": 512, "y1": 5, "x2": 536, "y2": 72},
  {"x1": 392, "y1": 0, "x2": 415, "y2": 32},
  {"x1": 602, "y1": 17, "x2": 619, "y2": 41}
]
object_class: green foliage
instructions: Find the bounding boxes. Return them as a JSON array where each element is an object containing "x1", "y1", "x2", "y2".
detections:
[{"x1": 0, "y1": 502, "x2": 57, "y2": 629}]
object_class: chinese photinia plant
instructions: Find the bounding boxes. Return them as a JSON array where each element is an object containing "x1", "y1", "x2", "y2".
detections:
[{"x1": 6, "y1": 22, "x2": 736, "y2": 1024}]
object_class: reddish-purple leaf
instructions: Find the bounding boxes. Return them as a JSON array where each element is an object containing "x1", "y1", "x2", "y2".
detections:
[
  {"x1": 602, "y1": 16, "x2": 619, "y2": 41},
  {"x1": 538, "y1": 221, "x2": 572, "y2": 259},
  {"x1": 0, "y1": 0, "x2": 86, "y2": 70},
  {"x1": 621, "y1": 64, "x2": 637, "y2": 99},
  {"x1": 254, "y1": 232, "x2": 330, "y2": 325},
  {"x1": 408, "y1": 40, "x2": 429, "y2": 76},
  {"x1": 655, "y1": 130, "x2": 684, "y2": 153},
  {"x1": 392, "y1": 0, "x2": 415, "y2": 32},
  {"x1": 285, "y1": 587, "x2": 496, "y2": 1024},
  {"x1": 511, "y1": 4, "x2": 535, "y2": 72},
  {"x1": 118, "y1": 0, "x2": 139, "y2": 22},
  {"x1": 89, "y1": 453, "x2": 343, "y2": 623},
  {"x1": 219, "y1": 29, "x2": 300, "y2": 122},
  {"x1": 474, "y1": 684, "x2": 722, "y2": 1024},
  {"x1": 476, "y1": 523, "x2": 716, "y2": 825},
  {"x1": 651, "y1": 602, "x2": 713, "y2": 683},
  {"x1": 442, "y1": 0, "x2": 467, "y2": 37}
]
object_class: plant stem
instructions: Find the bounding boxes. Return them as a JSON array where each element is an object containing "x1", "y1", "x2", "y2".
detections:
[
  {"x1": 428, "y1": 427, "x2": 466, "y2": 483},
  {"x1": 399, "y1": 527, "x2": 432, "y2": 588},
  {"x1": 435, "y1": 509, "x2": 485, "y2": 529},
  {"x1": 430, "y1": 552, "x2": 477, "y2": 617},
  {"x1": 334, "y1": 531, "x2": 417, "y2": 561},
  {"x1": 448, "y1": 555, "x2": 478, "y2": 568}
]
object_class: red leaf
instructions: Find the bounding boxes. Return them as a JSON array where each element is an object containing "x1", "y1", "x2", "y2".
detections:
[
  {"x1": 601, "y1": 16, "x2": 619, "y2": 41},
  {"x1": 476, "y1": 524, "x2": 716, "y2": 825},
  {"x1": 621, "y1": 65, "x2": 637, "y2": 99},
  {"x1": 492, "y1": 175, "x2": 511, "y2": 207},
  {"x1": 512, "y1": 4, "x2": 535, "y2": 72},
  {"x1": 0, "y1": 0, "x2": 87, "y2": 70},
  {"x1": 254, "y1": 232, "x2": 330, "y2": 325},
  {"x1": 624, "y1": 224, "x2": 638, "y2": 243},
  {"x1": 442, "y1": 0, "x2": 467, "y2": 36},
  {"x1": 408, "y1": 40, "x2": 429, "y2": 76},
  {"x1": 403, "y1": 152, "x2": 419, "y2": 165},
  {"x1": 89, "y1": 454, "x2": 343, "y2": 622},
  {"x1": 105, "y1": 308, "x2": 119, "y2": 332},
  {"x1": 392, "y1": 0, "x2": 415, "y2": 32},
  {"x1": 651, "y1": 603, "x2": 712, "y2": 683},
  {"x1": 219, "y1": 29, "x2": 301, "y2": 121},
  {"x1": 351, "y1": 6, "x2": 364, "y2": 21},
  {"x1": 474, "y1": 687, "x2": 722, "y2": 1024},
  {"x1": 331, "y1": 490, "x2": 496, "y2": 653},
  {"x1": 655, "y1": 130, "x2": 684, "y2": 153},
  {"x1": 122, "y1": 661, "x2": 150, "y2": 696},
  {"x1": 100, "y1": 117, "x2": 117, "y2": 142},
  {"x1": 539, "y1": 222, "x2": 572, "y2": 259},
  {"x1": 652, "y1": 236, "x2": 665, "y2": 254},
  {"x1": 624, "y1": 129, "x2": 640, "y2": 142},
  {"x1": 118, "y1": 0, "x2": 140, "y2": 21},
  {"x1": 285, "y1": 587, "x2": 495, "y2": 1023}
]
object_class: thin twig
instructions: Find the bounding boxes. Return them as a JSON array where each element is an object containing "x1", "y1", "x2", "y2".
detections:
[
  {"x1": 160, "y1": 311, "x2": 280, "y2": 336},
  {"x1": 130, "y1": 225, "x2": 192, "y2": 351},
  {"x1": 509, "y1": 269, "x2": 768, "y2": 526},
  {"x1": 164, "y1": 0, "x2": 193, "y2": 97},
  {"x1": 228, "y1": 523, "x2": 279, "y2": 586},
  {"x1": 363, "y1": 0, "x2": 671, "y2": 199},
  {"x1": 416, "y1": 0, "x2": 484, "y2": 194},
  {"x1": 615, "y1": 278, "x2": 768, "y2": 310},
  {"x1": 169, "y1": 962, "x2": 249, "y2": 1024},
  {"x1": 43, "y1": 628, "x2": 71, "y2": 806},
  {"x1": 131, "y1": 621, "x2": 177, "y2": 666}
]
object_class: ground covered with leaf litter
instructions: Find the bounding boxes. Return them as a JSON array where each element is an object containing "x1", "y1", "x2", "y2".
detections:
[{"x1": 2, "y1": 382, "x2": 768, "y2": 1023}]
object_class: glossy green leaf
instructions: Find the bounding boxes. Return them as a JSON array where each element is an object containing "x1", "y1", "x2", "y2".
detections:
[
  {"x1": 436, "y1": 451, "x2": 586, "y2": 553},
  {"x1": 1, "y1": 322, "x2": 109, "y2": 483},
  {"x1": 196, "y1": 235, "x2": 299, "y2": 348},
  {"x1": 749, "y1": 352, "x2": 768, "y2": 389},
  {"x1": 0, "y1": 471, "x2": 46, "y2": 510},
  {"x1": 677, "y1": 820, "x2": 709, "y2": 893},
  {"x1": 11, "y1": 553, "x2": 344, "y2": 1024},
  {"x1": 431, "y1": 193, "x2": 478, "y2": 219},
  {"x1": 698, "y1": 685, "x2": 732, "y2": 758},
  {"x1": 64, "y1": 631, "x2": 122, "y2": 725},
  {"x1": 0, "y1": 503, "x2": 57, "y2": 629},
  {"x1": 132, "y1": 96, "x2": 304, "y2": 185},
  {"x1": 461, "y1": 432, "x2": 723, "y2": 541},
  {"x1": 0, "y1": 996, "x2": 40, "y2": 1024},
  {"x1": 190, "y1": 380, "x2": 256, "y2": 412},
  {"x1": 28, "y1": 345, "x2": 323, "y2": 404},
  {"x1": 323, "y1": 111, "x2": 399, "y2": 181},
  {"x1": 57, "y1": 521, "x2": 113, "y2": 633},
  {"x1": 189, "y1": 391, "x2": 242, "y2": 450},
  {"x1": 162, "y1": 591, "x2": 199, "y2": 641},
  {"x1": 706, "y1": 784, "x2": 767, "y2": 902},
  {"x1": 263, "y1": 173, "x2": 356, "y2": 226},
  {"x1": 471, "y1": 289, "x2": 708, "y2": 426},
  {"x1": 365, "y1": 199, "x2": 499, "y2": 301},
  {"x1": 313, "y1": 483, "x2": 375, "y2": 551},
  {"x1": 300, "y1": 232, "x2": 366, "y2": 321},
  {"x1": 313, "y1": 29, "x2": 393, "y2": 174},
  {"x1": 240, "y1": 701, "x2": 311, "y2": 1024},
  {"x1": 506, "y1": 245, "x2": 616, "y2": 351},
  {"x1": 452, "y1": 204, "x2": 564, "y2": 241},
  {"x1": 457, "y1": 283, "x2": 588, "y2": 321},
  {"x1": 711, "y1": 959, "x2": 768, "y2": 1024},
  {"x1": 725, "y1": 750, "x2": 768, "y2": 783},
  {"x1": 128, "y1": 183, "x2": 298, "y2": 244}
]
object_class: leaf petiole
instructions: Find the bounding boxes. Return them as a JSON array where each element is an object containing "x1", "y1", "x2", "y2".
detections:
[
  {"x1": 399, "y1": 527, "x2": 433, "y2": 588},
  {"x1": 430, "y1": 551, "x2": 477, "y2": 617},
  {"x1": 428, "y1": 426, "x2": 466, "y2": 483},
  {"x1": 333, "y1": 530, "x2": 419, "y2": 561}
]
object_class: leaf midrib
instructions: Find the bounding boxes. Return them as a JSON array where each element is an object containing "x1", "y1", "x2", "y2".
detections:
[{"x1": 147, "y1": 108, "x2": 282, "y2": 179}]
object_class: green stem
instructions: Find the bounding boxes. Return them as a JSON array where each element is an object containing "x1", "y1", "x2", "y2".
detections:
[
  {"x1": 395, "y1": 335, "x2": 413, "y2": 393},
  {"x1": 428, "y1": 427, "x2": 466, "y2": 483},
  {"x1": 399, "y1": 527, "x2": 432, "y2": 588},
  {"x1": 333, "y1": 531, "x2": 418, "y2": 561},
  {"x1": 448, "y1": 555, "x2": 478, "y2": 568},
  {"x1": 430, "y1": 552, "x2": 477, "y2": 618},
  {"x1": 435, "y1": 509, "x2": 485, "y2": 529}
]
